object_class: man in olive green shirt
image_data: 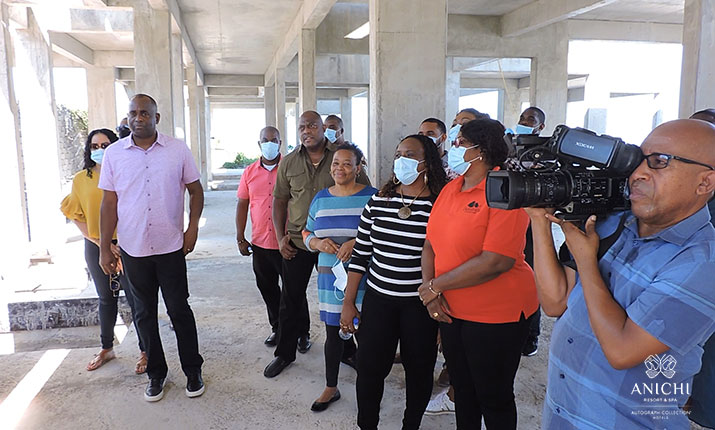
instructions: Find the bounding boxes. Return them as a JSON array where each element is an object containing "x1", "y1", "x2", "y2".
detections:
[{"x1": 264, "y1": 110, "x2": 370, "y2": 378}]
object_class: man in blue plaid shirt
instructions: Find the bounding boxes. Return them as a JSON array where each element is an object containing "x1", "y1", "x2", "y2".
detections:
[{"x1": 527, "y1": 119, "x2": 715, "y2": 429}]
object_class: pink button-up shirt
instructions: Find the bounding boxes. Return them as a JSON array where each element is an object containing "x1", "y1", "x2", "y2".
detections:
[
  {"x1": 237, "y1": 159, "x2": 280, "y2": 250},
  {"x1": 99, "y1": 133, "x2": 200, "y2": 257}
]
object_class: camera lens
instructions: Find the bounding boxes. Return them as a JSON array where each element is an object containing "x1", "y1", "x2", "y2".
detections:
[{"x1": 486, "y1": 171, "x2": 571, "y2": 209}]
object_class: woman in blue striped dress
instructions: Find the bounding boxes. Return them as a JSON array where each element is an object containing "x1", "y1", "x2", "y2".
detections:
[{"x1": 303, "y1": 143, "x2": 377, "y2": 412}]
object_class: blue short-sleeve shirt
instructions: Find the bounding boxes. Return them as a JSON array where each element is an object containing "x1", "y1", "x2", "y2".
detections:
[{"x1": 544, "y1": 206, "x2": 715, "y2": 430}]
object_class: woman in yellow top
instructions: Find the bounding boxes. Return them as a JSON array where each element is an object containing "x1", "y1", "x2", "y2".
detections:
[{"x1": 61, "y1": 128, "x2": 146, "y2": 373}]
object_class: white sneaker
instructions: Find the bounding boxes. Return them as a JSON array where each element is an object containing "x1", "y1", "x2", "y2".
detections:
[{"x1": 424, "y1": 391, "x2": 455, "y2": 415}]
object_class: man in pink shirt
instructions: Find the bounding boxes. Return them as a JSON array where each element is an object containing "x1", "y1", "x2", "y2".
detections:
[
  {"x1": 235, "y1": 126, "x2": 286, "y2": 346},
  {"x1": 99, "y1": 94, "x2": 205, "y2": 402}
]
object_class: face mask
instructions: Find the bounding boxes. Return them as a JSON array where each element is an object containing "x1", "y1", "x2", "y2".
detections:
[
  {"x1": 515, "y1": 124, "x2": 537, "y2": 135},
  {"x1": 448, "y1": 144, "x2": 480, "y2": 176},
  {"x1": 448, "y1": 124, "x2": 461, "y2": 144},
  {"x1": 324, "y1": 128, "x2": 338, "y2": 143},
  {"x1": 260, "y1": 141, "x2": 280, "y2": 160},
  {"x1": 332, "y1": 260, "x2": 348, "y2": 293},
  {"x1": 90, "y1": 149, "x2": 105, "y2": 164},
  {"x1": 429, "y1": 135, "x2": 443, "y2": 146},
  {"x1": 393, "y1": 156, "x2": 425, "y2": 185}
]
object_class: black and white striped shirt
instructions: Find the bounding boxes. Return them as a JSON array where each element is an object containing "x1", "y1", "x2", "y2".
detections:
[{"x1": 348, "y1": 194, "x2": 435, "y2": 298}]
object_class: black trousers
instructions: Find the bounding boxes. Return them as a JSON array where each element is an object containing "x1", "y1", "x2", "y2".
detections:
[
  {"x1": 274, "y1": 245, "x2": 315, "y2": 362},
  {"x1": 526, "y1": 306, "x2": 541, "y2": 341},
  {"x1": 84, "y1": 239, "x2": 143, "y2": 351},
  {"x1": 439, "y1": 314, "x2": 531, "y2": 430},
  {"x1": 324, "y1": 323, "x2": 357, "y2": 387},
  {"x1": 356, "y1": 288, "x2": 438, "y2": 430},
  {"x1": 120, "y1": 248, "x2": 203, "y2": 380},
  {"x1": 251, "y1": 245, "x2": 283, "y2": 332}
]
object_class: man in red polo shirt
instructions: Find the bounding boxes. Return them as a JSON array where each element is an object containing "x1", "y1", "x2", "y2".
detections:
[{"x1": 235, "y1": 126, "x2": 286, "y2": 346}]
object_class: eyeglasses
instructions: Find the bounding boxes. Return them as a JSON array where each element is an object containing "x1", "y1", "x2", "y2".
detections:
[
  {"x1": 91, "y1": 142, "x2": 112, "y2": 150},
  {"x1": 109, "y1": 273, "x2": 121, "y2": 298},
  {"x1": 116, "y1": 125, "x2": 129, "y2": 132},
  {"x1": 643, "y1": 152, "x2": 715, "y2": 170},
  {"x1": 298, "y1": 122, "x2": 320, "y2": 130}
]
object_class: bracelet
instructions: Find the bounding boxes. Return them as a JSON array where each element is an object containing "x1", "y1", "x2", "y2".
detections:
[
  {"x1": 237, "y1": 239, "x2": 247, "y2": 244},
  {"x1": 428, "y1": 279, "x2": 441, "y2": 296}
]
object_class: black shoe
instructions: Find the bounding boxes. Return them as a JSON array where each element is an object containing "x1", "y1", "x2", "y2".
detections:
[
  {"x1": 264, "y1": 356, "x2": 293, "y2": 378},
  {"x1": 297, "y1": 335, "x2": 312, "y2": 354},
  {"x1": 186, "y1": 372, "x2": 205, "y2": 398},
  {"x1": 341, "y1": 354, "x2": 357, "y2": 371},
  {"x1": 264, "y1": 332, "x2": 278, "y2": 347},
  {"x1": 144, "y1": 378, "x2": 165, "y2": 402},
  {"x1": 311, "y1": 390, "x2": 341, "y2": 412},
  {"x1": 522, "y1": 338, "x2": 538, "y2": 357}
]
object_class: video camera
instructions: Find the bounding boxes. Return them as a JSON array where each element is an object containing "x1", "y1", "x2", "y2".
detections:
[{"x1": 485, "y1": 125, "x2": 643, "y2": 221}]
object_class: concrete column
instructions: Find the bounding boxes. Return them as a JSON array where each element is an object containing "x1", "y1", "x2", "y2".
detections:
[
  {"x1": 369, "y1": 0, "x2": 447, "y2": 185},
  {"x1": 340, "y1": 96, "x2": 352, "y2": 142},
  {"x1": 264, "y1": 84, "x2": 276, "y2": 127},
  {"x1": 199, "y1": 90, "x2": 211, "y2": 182},
  {"x1": 275, "y1": 67, "x2": 287, "y2": 154},
  {"x1": 502, "y1": 80, "x2": 522, "y2": 129},
  {"x1": 133, "y1": 0, "x2": 173, "y2": 136},
  {"x1": 530, "y1": 23, "x2": 568, "y2": 133},
  {"x1": 186, "y1": 64, "x2": 204, "y2": 185},
  {"x1": 0, "y1": 3, "x2": 29, "y2": 279},
  {"x1": 679, "y1": 0, "x2": 715, "y2": 117},
  {"x1": 13, "y1": 7, "x2": 65, "y2": 254},
  {"x1": 445, "y1": 58, "x2": 460, "y2": 124},
  {"x1": 86, "y1": 67, "x2": 117, "y2": 130},
  {"x1": 170, "y1": 33, "x2": 185, "y2": 139},
  {"x1": 298, "y1": 28, "x2": 317, "y2": 113}
]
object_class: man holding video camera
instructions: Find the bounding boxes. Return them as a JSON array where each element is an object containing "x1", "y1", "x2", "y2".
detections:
[{"x1": 526, "y1": 119, "x2": 715, "y2": 429}]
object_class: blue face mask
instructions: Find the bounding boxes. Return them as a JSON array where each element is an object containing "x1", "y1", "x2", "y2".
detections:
[
  {"x1": 448, "y1": 124, "x2": 461, "y2": 144},
  {"x1": 90, "y1": 149, "x2": 105, "y2": 164},
  {"x1": 515, "y1": 124, "x2": 537, "y2": 135},
  {"x1": 393, "y1": 156, "x2": 425, "y2": 185},
  {"x1": 429, "y1": 135, "x2": 443, "y2": 146},
  {"x1": 324, "y1": 128, "x2": 338, "y2": 143},
  {"x1": 260, "y1": 141, "x2": 280, "y2": 160},
  {"x1": 448, "y1": 144, "x2": 480, "y2": 176}
]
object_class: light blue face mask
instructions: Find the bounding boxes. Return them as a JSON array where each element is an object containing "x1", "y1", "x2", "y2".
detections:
[
  {"x1": 260, "y1": 141, "x2": 280, "y2": 160},
  {"x1": 515, "y1": 124, "x2": 537, "y2": 135},
  {"x1": 448, "y1": 124, "x2": 461, "y2": 144},
  {"x1": 429, "y1": 135, "x2": 443, "y2": 146},
  {"x1": 90, "y1": 149, "x2": 105, "y2": 164},
  {"x1": 448, "y1": 144, "x2": 480, "y2": 176},
  {"x1": 393, "y1": 156, "x2": 425, "y2": 185},
  {"x1": 324, "y1": 128, "x2": 338, "y2": 143}
]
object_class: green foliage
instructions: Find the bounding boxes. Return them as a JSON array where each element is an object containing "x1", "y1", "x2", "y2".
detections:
[{"x1": 222, "y1": 152, "x2": 258, "y2": 169}]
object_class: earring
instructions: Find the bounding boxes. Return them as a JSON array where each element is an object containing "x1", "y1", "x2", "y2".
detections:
[
  {"x1": 424, "y1": 174, "x2": 429, "y2": 185},
  {"x1": 393, "y1": 176, "x2": 400, "y2": 185}
]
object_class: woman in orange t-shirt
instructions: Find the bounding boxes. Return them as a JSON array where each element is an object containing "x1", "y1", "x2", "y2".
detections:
[{"x1": 419, "y1": 118, "x2": 538, "y2": 429}]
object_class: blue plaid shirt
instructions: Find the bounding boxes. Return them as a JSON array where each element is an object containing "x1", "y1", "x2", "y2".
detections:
[{"x1": 544, "y1": 206, "x2": 715, "y2": 430}]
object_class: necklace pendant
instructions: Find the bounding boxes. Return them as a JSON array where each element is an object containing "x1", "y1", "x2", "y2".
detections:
[{"x1": 398, "y1": 206, "x2": 412, "y2": 219}]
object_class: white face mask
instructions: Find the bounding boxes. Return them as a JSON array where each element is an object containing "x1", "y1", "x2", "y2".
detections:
[
  {"x1": 260, "y1": 141, "x2": 280, "y2": 160},
  {"x1": 332, "y1": 260, "x2": 348, "y2": 300}
]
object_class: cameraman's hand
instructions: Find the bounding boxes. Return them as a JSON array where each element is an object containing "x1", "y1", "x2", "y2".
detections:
[
  {"x1": 549, "y1": 214, "x2": 600, "y2": 266},
  {"x1": 524, "y1": 207, "x2": 556, "y2": 225}
]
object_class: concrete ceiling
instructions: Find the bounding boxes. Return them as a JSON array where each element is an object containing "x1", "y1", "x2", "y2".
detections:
[
  {"x1": 448, "y1": 0, "x2": 533, "y2": 16},
  {"x1": 575, "y1": 0, "x2": 684, "y2": 24},
  {"x1": 176, "y1": 0, "x2": 302, "y2": 74},
  {"x1": 71, "y1": 32, "x2": 133, "y2": 50}
]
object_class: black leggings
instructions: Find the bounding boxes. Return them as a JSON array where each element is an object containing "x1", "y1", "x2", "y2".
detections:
[
  {"x1": 323, "y1": 323, "x2": 357, "y2": 387},
  {"x1": 84, "y1": 239, "x2": 143, "y2": 351},
  {"x1": 356, "y1": 289, "x2": 438, "y2": 430}
]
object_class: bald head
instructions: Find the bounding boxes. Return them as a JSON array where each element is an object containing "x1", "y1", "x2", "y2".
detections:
[
  {"x1": 645, "y1": 119, "x2": 715, "y2": 167},
  {"x1": 629, "y1": 119, "x2": 715, "y2": 235}
]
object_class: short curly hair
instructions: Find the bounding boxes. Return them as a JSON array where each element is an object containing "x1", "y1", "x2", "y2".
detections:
[{"x1": 460, "y1": 118, "x2": 509, "y2": 169}]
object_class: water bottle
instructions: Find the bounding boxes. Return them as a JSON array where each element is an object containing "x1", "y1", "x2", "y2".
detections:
[{"x1": 338, "y1": 317, "x2": 360, "y2": 340}]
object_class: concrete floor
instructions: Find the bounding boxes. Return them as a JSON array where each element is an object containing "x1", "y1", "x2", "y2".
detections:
[{"x1": 0, "y1": 190, "x2": 555, "y2": 430}]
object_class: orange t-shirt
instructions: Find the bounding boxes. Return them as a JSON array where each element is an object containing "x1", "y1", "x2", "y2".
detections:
[{"x1": 426, "y1": 175, "x2": 538, "y2": 323}]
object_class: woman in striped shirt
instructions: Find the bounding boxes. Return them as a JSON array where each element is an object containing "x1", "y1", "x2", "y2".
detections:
[
  {"x1": 303, "y1": 144, "x2": 377, "y2": 412},
  {"x1": 340, "y1": 135, "x2": 448, "y2": 430}
]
